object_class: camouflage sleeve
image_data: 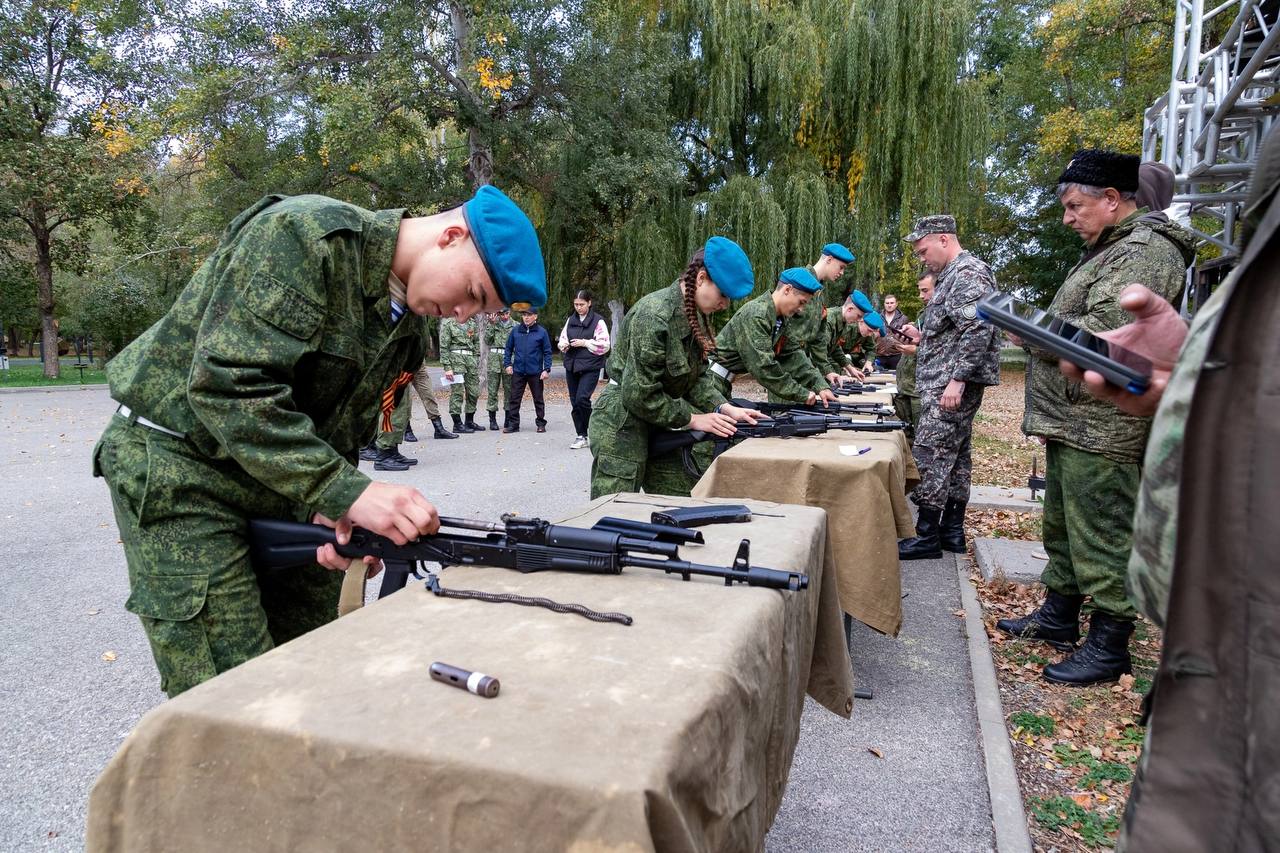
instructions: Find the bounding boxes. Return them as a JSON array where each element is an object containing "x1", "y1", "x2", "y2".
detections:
[
  {"x1": 186, "y1": 211, "x2": 370, "y2": 520},
  {"x1": 827, "y1": 318, "x2": 852, "y2": 368},
  {"x1": 1080, "y1": 243, "x2": 1186, "y2": 333},
  {"x1": 736, "y1": 313, "x2": 817, "y2": 402},
  {"x1": 619, "y1": 315, "x2": 700, "y2": 430},
  {"x1": 686, "y1": 368, "x2": 729, "y2": 415},
  {"x1": 438, "y1": 321, "x2": 456, "y2": 370},
  {"x1": 944, "y1": 267, "x2": 1000, "y2": 384}
]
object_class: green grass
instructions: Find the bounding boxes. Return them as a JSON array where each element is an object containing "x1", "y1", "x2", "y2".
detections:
[
  {"x1": 1010, "y1": 710, "x2": 1056, "y2": 737},
  {"x1": 0, "y1": 363, "x2": 107, "y2": 387},
  {"x1": 1029, "y1": 796, "x2": 1120, "y2": 847},
  {"x1": 1053, "y1": 743, "x2": 1133, "y2": 788}
]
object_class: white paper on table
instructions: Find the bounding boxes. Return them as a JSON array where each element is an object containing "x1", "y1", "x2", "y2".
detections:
[
  {"x1": 839, "y1": 445, "x2": 871, "y2": 456},
  {"x1": 439, "y1": 374, "x2": 465, "y2": 387}
]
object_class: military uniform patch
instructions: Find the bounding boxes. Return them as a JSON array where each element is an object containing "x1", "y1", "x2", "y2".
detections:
[{"x1": 961, "y1": 302, "x2": 978, "y2": 320}]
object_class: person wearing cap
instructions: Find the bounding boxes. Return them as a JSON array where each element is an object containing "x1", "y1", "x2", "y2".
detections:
[
  {"x1": 786, "y1": 242, "x2": 860, "y2": 394},
  {"x1": 896, "y1": 214, "x2": 1001, "y2": 563},
  {"x1": 708, "y1": 267, "x2": 841, "y2": 405},
  {"x1": 91, "y1": 185, "x2": 546, "y2": 696},
  {"x1": 996, "y1": 149, "x2": 1193, "y2": 687},
  {"x1": 891, "y1": 273, "x2": 932, "y2": 442},
  {"x1": 483, "y1": 307, "x2": 516, "y2": 431},
  {"x1": 502, "y1": 305, "x2": 553, "y2": 433},
  {"x1": 587, "y1": 237, "x2": 763, "y2": 499}
]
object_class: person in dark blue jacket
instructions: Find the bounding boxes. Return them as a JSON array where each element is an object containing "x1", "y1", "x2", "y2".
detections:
[{"x1": 502, "y1": 306, "x2": 553, "y2": 433}]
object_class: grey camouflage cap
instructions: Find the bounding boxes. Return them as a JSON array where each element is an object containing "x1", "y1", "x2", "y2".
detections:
[{"x1": 904, "y1": 214, "x2": 957, "y2": 243}]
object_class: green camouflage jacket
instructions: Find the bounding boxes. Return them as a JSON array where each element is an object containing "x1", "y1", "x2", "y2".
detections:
[
  {"x1": 895, "y1": 312, "x2": 922, "y2": 398},
  {"x1": 713, "y1": 290, "x2": 825, "y2": 401},
  {"x1": 105, "y1": 194, "x2": 425, "y2": 521},
  {"x1": 483, "y1": 317, "x2": 515, "y2": 369},
  {"x1": 1023, "y1": 211, "x2": 1195, "y2": 462},
  {"x1": 916, "y1": 251, "x2": 1002, "y2": 397},
  {"x1": 605, "y1": 281, "x2": 728, "y2": 430},
  {"x1": 439, "y1": 317, "x2": 480, "y2": 368}
]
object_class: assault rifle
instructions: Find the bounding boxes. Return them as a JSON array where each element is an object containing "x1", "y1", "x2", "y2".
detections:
[
  {"x1": 649, "y1": 410, "x2": 907, "y2": 478},
  {"x1": 249, "y1": 515, "x2": 808, "y2": 592},
  {"x1": 731, "y1": 397, "x2": 895, "y2": 418}
]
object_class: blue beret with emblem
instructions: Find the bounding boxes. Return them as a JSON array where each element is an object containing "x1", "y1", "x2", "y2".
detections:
[
  {"x1": 822, "y1": 242, "x2": 855, "y2": 263},
  {"x1": 703, "y1": 236, "x2": 755, "y2": 300},
  {"x1": 850, "y1": 290, "x2": 874, "y2": 314},
  {"x1": 462, "y1": 185, "x2": 548, "y2": 310},
  {"x1": 777, "y1": 267, "x2": 822, "y2": 294},
  {"x1": 862, "y1": 310, "x2": 885, "y2": 335}
]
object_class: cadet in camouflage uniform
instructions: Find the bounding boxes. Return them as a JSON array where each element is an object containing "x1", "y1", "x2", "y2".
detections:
[
  {"x1": 92, "y1": 187, "x2": 546, "y2": 696},
  {"x1": 896, "y1": 215, "x2": 1001, "y2": 561},
  {"x1": 439, "y1": 315, "x2": 484, "y2": 433},
  {"x1": 892, "y1": 272, "x2": 934, "y2": 442},
  {"x1": 484, "y1": 308, "x2": 515, "y2": 430},
  {"x1": 709, "y1": 267, "x2": 837, "y2": 405},
  {"x1": 995, "y1": 150, "x2": 1194, "y2": 686},
  {"x1": 587, "y1": 237, "x2": 761, "y2": 499},
  {"x1": 785, "y1": 242, "x2": 861, "y2": 397}
]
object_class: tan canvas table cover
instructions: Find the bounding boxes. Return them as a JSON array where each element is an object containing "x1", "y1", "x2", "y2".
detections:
[
  {"x1": 693, "y1": 430, "x2": 919, "y2": 636},
  {"x1": 87, "y1": 494, "x2": 852, "y2": 853}
]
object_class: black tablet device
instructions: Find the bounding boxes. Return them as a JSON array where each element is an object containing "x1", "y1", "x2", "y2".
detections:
[{"x1": 976, "y1": 292, "x2": 1152, "y2": 395}]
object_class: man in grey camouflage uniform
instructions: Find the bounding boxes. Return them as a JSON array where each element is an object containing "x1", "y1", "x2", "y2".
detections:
[
  {"x1": 897, "y1": 215, "x2": 1001, "y2": 561},
  {"x1": 92, "y1": 187, "x2": 545, "y2": 696},
  {"x1": 995, "y1": 150, "x2": 1194, "y2": 686},
  {"x1": 439, "y1": 315, "x2": 484, "y2": 433}
]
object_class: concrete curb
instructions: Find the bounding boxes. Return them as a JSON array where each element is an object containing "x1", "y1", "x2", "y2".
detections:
[
  {"x1": 0, "y1": 383, "x2": 109, "y2": 394},
  {"x1": 958, "y1": 557, "x2": 1033, "y2": 853}
]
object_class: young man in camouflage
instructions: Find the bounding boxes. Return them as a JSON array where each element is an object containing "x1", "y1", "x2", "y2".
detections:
[
  {"x1": 784, "y1": 242, "x2": 862, "y2": 396},
  {"x1": 891, "y1": 272, "x2": 934, "y2": 442},
  {"x1": 995, "y1": 151, "x2": 1194, "y2": 686},
  {"x1": 483, "y1": 307, "x2": 515, "y2": 430},
  {"x1": 439, "y1": 315, "x2": 484, "y2": 433},
  {"x1": 897, "y1": 215, "x2": 1002, "y2": 561},
  {"x1": 709, "y1": 267, "x2": 838, "y2": 405},
  {"x1": 92, "y1": 187, "x2": 546, "y2": 697}
]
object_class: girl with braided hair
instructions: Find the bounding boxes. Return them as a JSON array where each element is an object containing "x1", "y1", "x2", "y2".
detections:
[{"x1": 587, "y1": 237, "x2": 762, "y2": 498}]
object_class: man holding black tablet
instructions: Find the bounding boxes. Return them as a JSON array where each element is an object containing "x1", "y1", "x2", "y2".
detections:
[{"x1": 997, "y1": 150, "x2": 1193, "y2": 686}]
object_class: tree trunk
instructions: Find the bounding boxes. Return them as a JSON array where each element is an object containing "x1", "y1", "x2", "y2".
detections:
[
  {"x1": 608, "y1": 299, "x2": 626, "y2": 340},
  {"x1": 447, "y1": 1, "x2": 494, "y2": 189},
  {"x1": 31, "y1": 206, "x2": 59, "y2": 379},
  {"x1": 5, "y1": 325, "x2": 18, "y2": 357}
]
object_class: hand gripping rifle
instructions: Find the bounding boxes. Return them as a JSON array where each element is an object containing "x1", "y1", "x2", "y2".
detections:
[
  {"x1": 249, "y1": 516, "x2": 808, "y2": 603},
  {"x1": 649, "y1": 410, "x2": 907, "y2": 478}
]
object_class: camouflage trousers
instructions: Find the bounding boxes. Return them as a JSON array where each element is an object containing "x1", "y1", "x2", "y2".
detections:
[
  {"x1": 1038, "y1": 440, "x2": 1140, "y2": 619},
  {"x1": 910, "y1": 384, "x2": 985, "y2": 509},
  {"x1": 586, "y1": 384, "x2": 697, "y2": 500},
  {"x1": 93, "y1": 418, "x2": 341, "y2": 697},
  {"x1": 445, "y1": 353, "x2": 479, "y2": 415},
  {"x1": 893, "y1": 393, "x2": 921, "y2": 444},
  {"x1": 486, "y1": 366, "x2": 511, "y2": 414},
  {"x1": 377, "y1": 364, "x2": 441, "y2": 449}
]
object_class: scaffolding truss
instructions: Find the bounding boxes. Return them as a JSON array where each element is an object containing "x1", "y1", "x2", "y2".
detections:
[{"x1": 1142, "y1": 0, "x2": 1280, "y2": 264}]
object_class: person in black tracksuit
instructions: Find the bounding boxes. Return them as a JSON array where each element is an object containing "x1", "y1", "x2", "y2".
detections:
[{"x1": 556, "y1": 289, "x2": 611, "y2": 449}]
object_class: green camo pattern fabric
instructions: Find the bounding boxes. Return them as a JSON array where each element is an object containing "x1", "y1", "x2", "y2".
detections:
[
  {"x1": 915, "y1": 251, "x2": 1001, "y2": 398},
  {"x1": 484, "y1": 316, "x2": 515, "y2": 412},
  {"x1": 1127, "y1": 268, "x2": 1236, "y2": 627},
  {"x1": 714, "y1": 290, "x2": 824, "y2": 402},
  {"x1": 1022, "y1": 211, "x2": 1194, "y2": 462},
  {"x1": 440, "y1": 317, "x2": 480, "y2": 415},
  {"x1": 104, "y1": 193, "x2": 424, "y2": 522},
  {"x1": 588, "y1": 281, "x2": 727, "y2": 498}
]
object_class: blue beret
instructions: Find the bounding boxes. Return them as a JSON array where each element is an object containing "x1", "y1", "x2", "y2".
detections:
[
  {"x1": 850, "y1": 290, "x2": 874, "y2": 314},
  {"x1": 822, "y1": 242, "x2": 855, "y2": 263},
  {"x1": 862, "y1": 310, "x2": 885, "y2": 335},
  {"x1": 778, "y1": 267, "x2": 822, "y2": 294},
  {"x1": 703, "y1": 236, "x2": 754, "y2": 300},
  {"x1": 462, "y1": 185, "x2": 547, "y2": 310}
]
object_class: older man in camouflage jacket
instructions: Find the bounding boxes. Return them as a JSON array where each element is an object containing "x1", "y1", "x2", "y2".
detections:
[
  {"x1": 897, "y1": 216, "x2": 1002, "y2": 561},
  {"x1": 996, "y1": 150, "x2": 1194, "y2": 687}
]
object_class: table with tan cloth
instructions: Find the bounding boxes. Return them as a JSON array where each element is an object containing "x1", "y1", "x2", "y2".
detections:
[
  {"x1": 692, "y1": 405, "x2": 920, "y2": 636},
  {"x1": 88, "y1": 493, "x2": 852, "y2": 853}
]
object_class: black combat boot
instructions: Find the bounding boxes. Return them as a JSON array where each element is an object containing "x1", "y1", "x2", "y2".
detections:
[
  {"x1": 431, "y1": 417, "x2": 458, "y2": 439},
  {"x1": 403, "y1": 422, "x2": 418, "y2": 442},
  {"x1": 388, "y1": 445, "x2": 418, "y2": 466},
  {"x1": 898, "y1": 505, "x2": 943, "y2": 560},
  {"x1": 1042, "y1": 612, "x2": 1133, "y2": 686},
  {"x1": 359, "y1": 442, "x2": 379, "y2": 462},
  {"x1": 452, "y1": 414, "x2": 473, "y2": 434},
  {"x1": 489, "y1": 411, "x2": 500, "y2": 430},
  {"x1": 373, "y1": 448, "x2": 410, "y2": 472},
  {"x1": 940, "y1": 498, "x2": 968, "y2": 553},
  {"x1": 995, "y1": 590, "x2": 1084, "y2": 650},
  {"x1": 465, "y1": 412, "x2": 485, "y2": 431}
]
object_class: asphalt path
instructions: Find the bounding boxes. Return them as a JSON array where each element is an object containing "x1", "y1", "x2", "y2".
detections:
[{"x1": 0, "y1": 385, "x2": 993, "y2": 851}]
